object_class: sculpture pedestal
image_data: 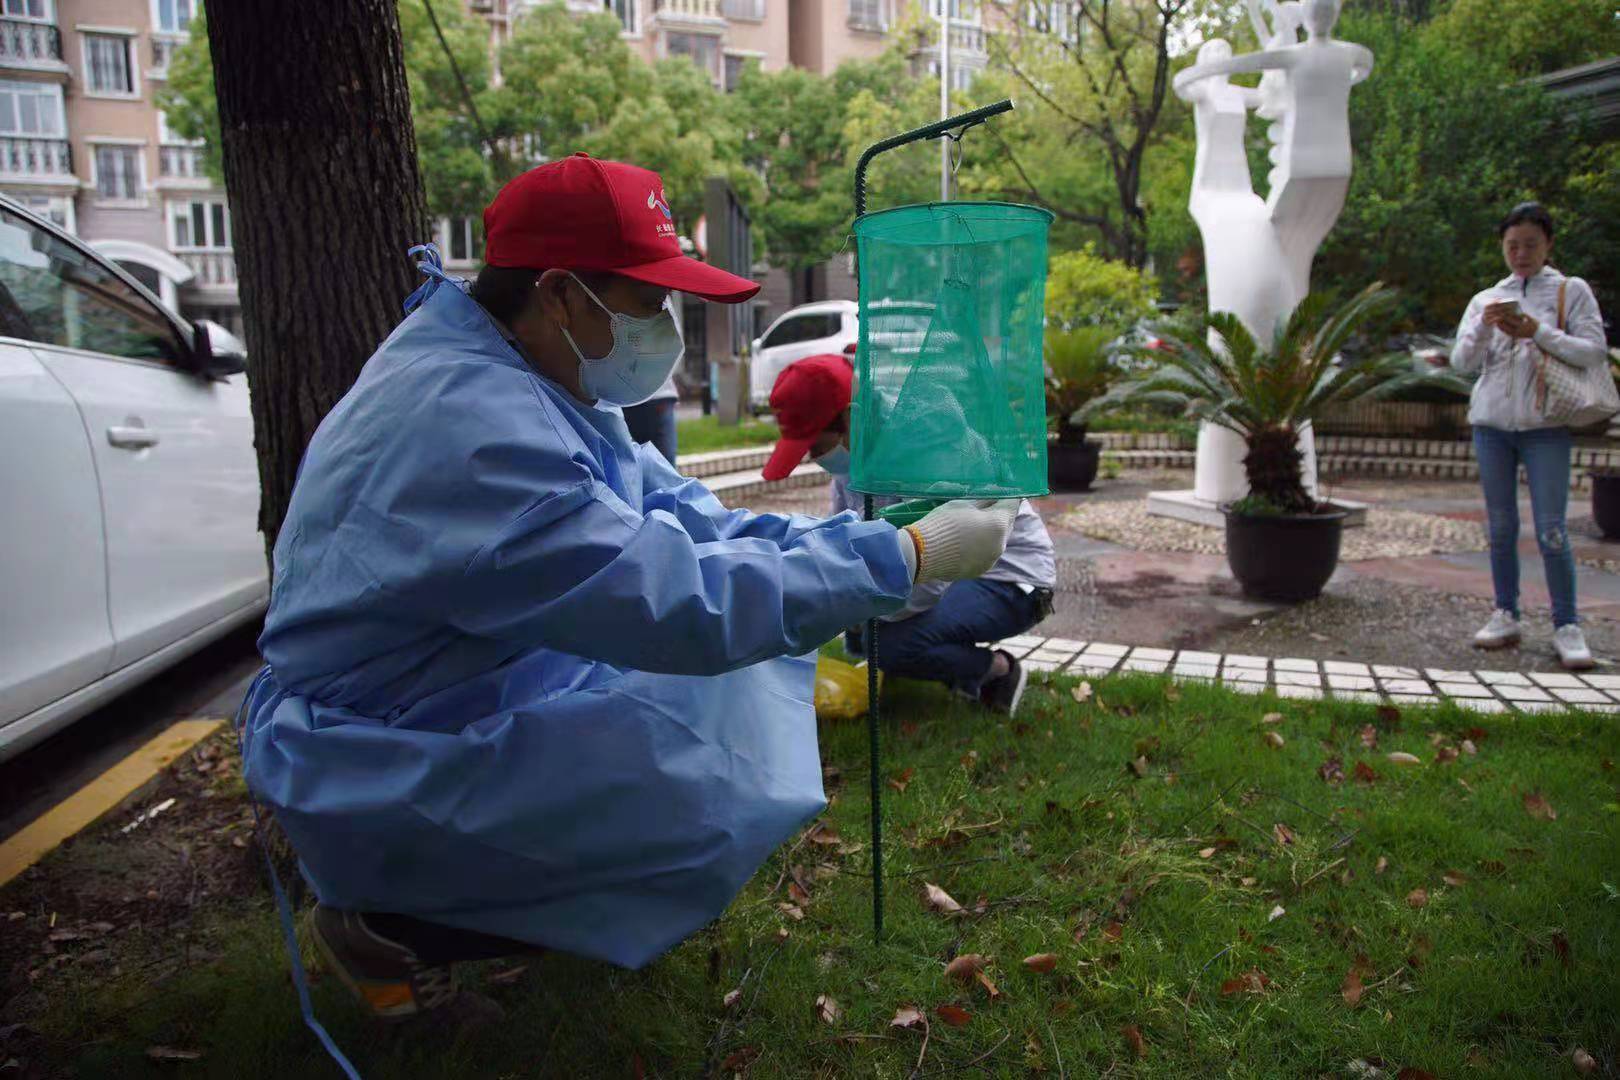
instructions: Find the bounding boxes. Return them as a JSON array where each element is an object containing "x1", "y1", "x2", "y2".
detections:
[{"x1": 1147, "y1": 420, "x2": 1367, "y2": 527}]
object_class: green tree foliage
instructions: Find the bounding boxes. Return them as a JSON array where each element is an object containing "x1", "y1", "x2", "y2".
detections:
[
  {"x1": 1046, "y1": 245, "x2": 1159, "y2": 329},
  {"x1": 162, "y1": 2, "x2": 749, "y2": 231}
]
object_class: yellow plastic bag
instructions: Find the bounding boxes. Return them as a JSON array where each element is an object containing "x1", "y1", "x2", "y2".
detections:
[{"x1": 815, "y1": 656, "x2": 871, "y2": 722}]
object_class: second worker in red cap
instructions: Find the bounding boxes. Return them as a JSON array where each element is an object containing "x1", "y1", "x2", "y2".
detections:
[{"x1": 235, "y1": 154, "x2": 1022, "y2": 1024}]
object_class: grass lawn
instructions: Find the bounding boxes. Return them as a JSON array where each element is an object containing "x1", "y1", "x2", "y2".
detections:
[
  {"x1": 6, "y1": 673, "x2": 1618, "y2": 1078},
  {"x1": 677, "y1": 414, "x2": 780, "y2": 455}
]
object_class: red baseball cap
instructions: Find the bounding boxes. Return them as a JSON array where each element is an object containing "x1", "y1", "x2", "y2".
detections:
[
  {"x1": 482, "y1": 153, "x2": 760, "y2": 303},
  {"x1": 763, "y1": 355, "x2": 853, "y2": 481}
]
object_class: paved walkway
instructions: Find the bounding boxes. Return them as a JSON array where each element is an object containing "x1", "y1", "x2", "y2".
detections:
[{"x1": 991, "y1": 633, "x2": 1619, "y2": 715}]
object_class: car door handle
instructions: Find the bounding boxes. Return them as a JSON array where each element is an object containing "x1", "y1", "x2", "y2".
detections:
[{"x1": 107, "y1": 425, "x2": 159, "y2": 449}]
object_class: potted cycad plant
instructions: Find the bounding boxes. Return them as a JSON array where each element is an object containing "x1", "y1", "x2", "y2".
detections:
[
  {"x1": 1045, "y1": 325, "x2": 1120, "y2": 491},
  {"x1": 1587, "y1": 350, "x2": 1620, "y2": 538},
  {"x1": 1116, "y1": 284, "x2": 1458, "y2": 601}
]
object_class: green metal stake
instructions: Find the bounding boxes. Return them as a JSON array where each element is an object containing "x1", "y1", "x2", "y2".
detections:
[{"x1": 850, "y1": 98, "x2": 1015, "y2": 942}]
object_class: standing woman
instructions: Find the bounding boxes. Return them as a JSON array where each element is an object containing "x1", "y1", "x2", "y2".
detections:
[{"x1": 1451, "y1": 203, "x2": 1610, "y2": 668}]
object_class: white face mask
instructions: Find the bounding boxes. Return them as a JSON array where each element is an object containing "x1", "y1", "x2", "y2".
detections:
[
  {"x1": 559, "y1": 274, "x2": 685, "y2": 407},
  {"x1": 812, "y1": 444, "x2": 850, "y2": 477}
]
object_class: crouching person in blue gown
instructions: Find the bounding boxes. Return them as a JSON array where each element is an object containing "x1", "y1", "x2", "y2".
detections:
[{"x1": 237, "y1": 154, "x2": 1019, "y2": 1021}]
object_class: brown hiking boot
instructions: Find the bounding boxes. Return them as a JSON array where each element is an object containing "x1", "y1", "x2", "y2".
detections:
[{"x1": 309, "y1": 905, "x2": 465, "y2": 1021}]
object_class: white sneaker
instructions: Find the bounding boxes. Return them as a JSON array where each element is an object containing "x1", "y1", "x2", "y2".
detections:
[
  {"x1": 1553, "y1": 624, "x2": 1595, "y2": 670},
  {"x1": 1473, "y1": 609, "x2": 1521, "y2": 649}
]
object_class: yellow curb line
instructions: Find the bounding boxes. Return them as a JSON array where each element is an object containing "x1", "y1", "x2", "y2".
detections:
[{"x1": 0, "y1": 717, "x2": 224, "y2": 890}]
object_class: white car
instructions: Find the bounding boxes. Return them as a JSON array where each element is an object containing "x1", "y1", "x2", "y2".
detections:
[
  {"x1": 748, "y1": 299, "x2": 938, "y2": 410},
  {"x1": 0, "y1": 196, "x2": 267, "y2": 761}
]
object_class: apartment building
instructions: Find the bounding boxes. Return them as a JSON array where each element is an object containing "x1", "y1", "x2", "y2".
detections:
[{"x1": 0, "y1": 0, "x2": 239, "y2": 334}]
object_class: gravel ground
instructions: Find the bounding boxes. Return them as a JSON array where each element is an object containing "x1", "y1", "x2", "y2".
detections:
[{"x1": 1057, "y1": 501, "x2": 1487, "y2": 561}]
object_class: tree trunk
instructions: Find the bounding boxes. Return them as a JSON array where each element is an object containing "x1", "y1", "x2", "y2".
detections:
[
  {"x1": 1242, "y1": 425, "x2": 1313, "y2": 513},
  {"x1": 206, "y1": 1, "x2": 430, "y2": 562}
]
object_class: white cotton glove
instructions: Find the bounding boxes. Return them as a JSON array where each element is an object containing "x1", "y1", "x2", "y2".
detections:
[{"x1": 900, "y1": 499, "x2": 1019, "y2": 583}]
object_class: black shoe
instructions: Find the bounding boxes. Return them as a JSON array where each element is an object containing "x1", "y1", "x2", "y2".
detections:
[
  {"x1": 310, "y1": 905, "x2": 464, "y2": 1021},
  {"x1": 979, "y1": 651, "x2": 1028, "y2": 716}
]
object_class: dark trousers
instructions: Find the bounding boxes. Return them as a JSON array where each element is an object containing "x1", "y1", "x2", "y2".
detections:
[
  {"x1": 623, "y1": 398, "x2": 679, "y2": 465},
  {"x1": 866, "y1": 579, "x2": 1046, "y2": 697}
]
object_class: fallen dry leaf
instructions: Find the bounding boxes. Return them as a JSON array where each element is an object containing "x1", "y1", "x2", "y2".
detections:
[
  {"x1": 1072, "y1": 682, "x2": 1093, "y2": 703},
  {"x1": 1386, "y1": 751, "x2": 1422, "y2": 766},
  {"x1": 1435, "y1": 746, "x2": 1459, "y2": 764},
  {"x1": 807, "y1": 823, "x2": 840, "y2": 846},
  {"x1": 1376, "y1": 703, "x2": 1402, "y2": 726},
  {"x1": 145, "y1": 1047, "x2": 203, "y2": 1063},
  {"x1": 1396, "y1": 1069, "x2": 1437, "y2": 1080},
  {"x1": 1102, "y1": 920, "x2": 1124, "y2": 941},
  {"x1": 777, "y1": 903, "x2": 804, "y2": 922},
  {"x1": 1123, "y1": 1023, "x2": 1148, "y2": 1059},
  {"x1": 814, "y1": 994, "x2": 841, "y2": 1025},
  {"x1": 891, "y1": 1005, "x2": 925, "y2": 1029},
  {"x1": 1198, "y1": 846, "x2": 1217, "y2": 859},
  {"x1": 723, "y1": 988, "x2": 742, "y2": 1009},
  {"x1": 1258, "y1": 711, "x2": 1282, "y2": 725},
  {"x1": 1318, "y1": 757, "x2": 1345, "y2": 784},
  {"x1": 487, "y1": 965, "x2": 527, "y2": 985},
  {"x1": 944, "y1": 954, "x2": 987, "y2": 983},
  {"x1": 774, "y1": 927, "x2": 790, "y2": 943},
  {"x1": 1268, "y1": 904, "x2": 1286, "y2": 922},
  {"x1": 1572, "y1": 1048, "x2": 1597, "y2": 1074},
  {"x1": 1022, "y1": 953, "x2": 1059, "y2": 973},
  {"x1": 1442, "y1": 870, "x2": 1468, "y2": 887},
  {"x1": 1375, "y1": 855, "x2": 1389, "y2": 875},
  {"x1": 1341, "y1": 965, "x2": 1365, "y2": 1007},
  {"x1": 788, "y1": 880, "x2": 811, "y2": 905},
  {"x1": 888, "y1": 767, "x2": 915, "y2": 794},
  {"x1": 1461, "y1": 739, "x2": 1478, "y2": 756},
  {"x1": 1407, "y1": 887, "x2": 1429, "y2": 909},
  {"x1": 1523, "y1": 791, "x2": 1557, "y2": 821},
  {"x1": 1219, "y1": 969, "x2": 1271, "y2": 996},
  {"x1": 1128, "y1": 755, "x2": 1151, "y2": 778},
  {"x1": 935, "y1": 1004, "x2": 972, "y2": 1027},
  {"x1": 923, "y1": 882, "x2": 963, "y2": 915},
  {"x1": 1272, "y1": 822, "x2": 1296, "y2": 846},
  {"x1": 974, "y1": 969, "x2": 1000, "y2": 999},
  {"x1": 1360, "y1": 724, "x2": 1379, "y2": 749},
  {"x1": 1240, "y1": 876, "x2": 1257, "y2": 887},
  {"x1": 1354, "y1": 761, "x2": 1379, "y2": 784},
  {"x1": 1263, "y1": 731, "x2": 1286, "y2": 749},
  {"x1": 959, "y1": 750, "x2": 978, "y2": 770},
  {"x1": 720, "y1": 1046, "x2": 760, "y2": 1071}
]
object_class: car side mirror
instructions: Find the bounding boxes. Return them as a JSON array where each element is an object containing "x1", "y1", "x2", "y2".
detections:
[
  {"x1": 190, "y1": 320, "x2": 246, "y2": 379},
  {"x1": 752, "y1": 337, "x2": 763, "y2": 354}
]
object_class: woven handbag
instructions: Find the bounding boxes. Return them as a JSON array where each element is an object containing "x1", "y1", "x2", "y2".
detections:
[{"x1": 1533, "y1": 278, "x2": 1619, "y2": 427}]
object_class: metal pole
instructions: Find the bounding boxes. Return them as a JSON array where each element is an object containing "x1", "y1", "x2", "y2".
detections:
[
  {"x1": 940, "y1": 2, "x2": 951, "y2": 200},
  {"x1": 850, "y1": 97, "x2": 1015, "y2": 943}
]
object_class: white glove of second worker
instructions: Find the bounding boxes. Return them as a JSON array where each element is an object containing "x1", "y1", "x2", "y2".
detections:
[{"x1": 899, "y1": 499, "x2": 1019, "y2": 583}]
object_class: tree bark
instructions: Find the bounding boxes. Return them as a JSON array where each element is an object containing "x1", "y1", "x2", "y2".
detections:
[{"x1": 206, "y1": 1, "x2": 430, "y2": 562}]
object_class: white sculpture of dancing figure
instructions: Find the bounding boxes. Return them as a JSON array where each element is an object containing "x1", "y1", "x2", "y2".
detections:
[{"x1": 1165, "y1": 0, "x2": 1373, "y2": 506}]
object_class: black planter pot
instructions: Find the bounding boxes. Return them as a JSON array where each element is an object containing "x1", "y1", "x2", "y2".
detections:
[
  {"x1": 1225, "y1": 506, "x2": 1348, "y2": 602},
  {"x1": 1591, "y1": 471, "x2": 1620, "y2": 539},
  {"x1": 1048, "y1": 439, "x2": 1100, "y2": 491}
]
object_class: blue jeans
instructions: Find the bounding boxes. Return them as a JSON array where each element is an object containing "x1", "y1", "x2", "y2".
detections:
[
  {"x1": 1473, "y1": 425, "x2": 1578, "y2": 626},
  {"x1": 622, "y1": 399, "x2": 678, "y2": 464},
  {"x1": 868, "y1": 579, "x2": 1046, "y2": 696}
]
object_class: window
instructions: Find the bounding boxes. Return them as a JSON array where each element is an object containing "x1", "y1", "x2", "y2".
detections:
[
  {"x1": 0, "y1": 80, "x2": 63, "y2": 136},
  {"x1": 433, "y1": 215, "x2": 482, "y2": 264},
  {"x1": 721, "y1": 0, "x2": 763, "y2": 18},
  {"x1": 7, "y1": 192, "x2": 72, "y2": 231},
  {"x1": 1028, "y1": 1, "x2": 1078, "y2": 43},
  {"x1": 154, "y1": 0, "x2": 193, "y2": 33},
  {"x1": 929, "y1": 0, "x2": 978, "y2": 20},
  {"x1": 761, "y1": 312, "x2": 842, "y2": 350},
  {"x1": 605, "y1": 0, "x2": 637, "y2": 34},
  {"x1": 723, "y1": 53, "x2": 748, "y2": 92},
  {"x1": 665, "y1": 31, "x2": 719, "y2": 81},
  {"x1": 2, "y1": 0, "x2": 50, "y2": 19},
  {"x1": 169, "y1": 198, "x2": 229, "y2": 249},
  {"x1": 0, "y1": 205, "x2": 186, "y2": 363},
  {"x1": 93, "y1": 144, "x2": 142, "y2": 201},
  {"x1": 84, "y1": 33, "x2": 135, "y2": 94},
  {"x1": 848, "y1": 0, "x2": 887, "y2": 31}
]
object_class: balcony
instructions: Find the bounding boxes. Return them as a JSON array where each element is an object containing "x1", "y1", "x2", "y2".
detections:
[
  {"x1": 0, "y1": 18, "x2": 63, "y2": 69},
  {"x1": 158, "y1": 144, "x2": 205, "y2": 181},
  {"x1": 178, "y1": 250, "x2": 237, "y2": 289},
  {"x1": 651, "y1": 0, "x2": 724, "y2": 27},
  {"x1": 720, "y1": 0, "x2": 763, "y2": 18},
  {"x1": 948, "y1": 23, "x2": 986, "y2": 54},
  {"x1": 0, "y1": 136, "x2": 71, "y2": 180}
]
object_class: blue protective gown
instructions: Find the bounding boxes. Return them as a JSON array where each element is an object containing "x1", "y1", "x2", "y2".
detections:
[{"x1": 239, "y1": 261, "x2": 910, "y2": 969}]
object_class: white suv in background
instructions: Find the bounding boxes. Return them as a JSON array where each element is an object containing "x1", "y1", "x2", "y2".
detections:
[
  {"x1": 749, "y1": 300, "x2": 857, "y2": 411},
  {"x1": 0, "y1": 195, "x2": 267, "y2": 761}
]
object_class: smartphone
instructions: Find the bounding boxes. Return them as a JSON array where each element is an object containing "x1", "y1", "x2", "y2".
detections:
[{"x1": 1487, "y1": 298, "x2": 1522, "y2": 317}]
